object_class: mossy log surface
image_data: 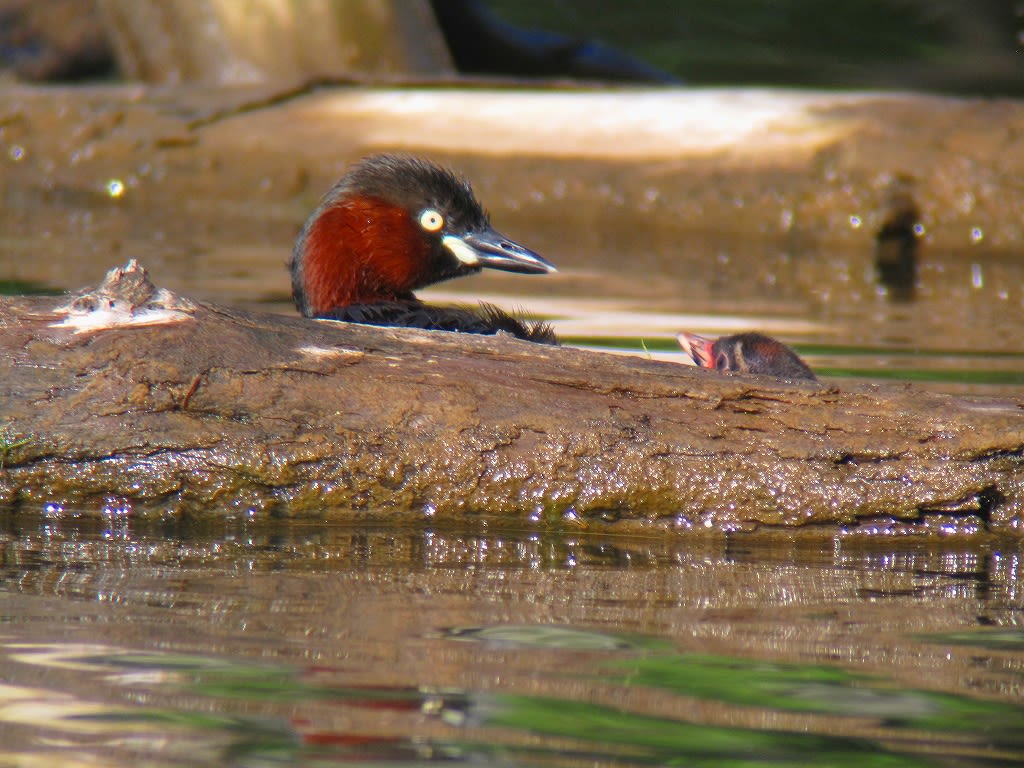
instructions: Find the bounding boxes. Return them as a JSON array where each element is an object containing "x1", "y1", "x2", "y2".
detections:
[{"x1": 2, "y1": 262, "x2": 1023, "y2": 533}]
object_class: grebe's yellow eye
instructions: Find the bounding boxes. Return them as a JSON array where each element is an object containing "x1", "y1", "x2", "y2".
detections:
[{"x1": 419, "y1": 209, "x2": 444, "y2": 232}]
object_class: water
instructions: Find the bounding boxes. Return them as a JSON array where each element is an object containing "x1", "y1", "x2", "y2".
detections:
[{"x1": 2, "y1": 517, "x2": 1023, "y2": 767}]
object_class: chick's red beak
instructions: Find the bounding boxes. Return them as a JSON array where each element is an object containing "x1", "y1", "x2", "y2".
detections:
[
  {"x1": 675, "y1": 332, "x2": 716, "y2": 369},
  {"x1": 442, "y1": 227, "x2": 557, "y2": 275}
]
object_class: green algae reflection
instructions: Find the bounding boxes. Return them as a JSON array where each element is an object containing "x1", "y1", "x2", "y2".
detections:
[
  {"x1": 481, "y1": 694, "x2": 931, "y2": 768},
  {"x1": 14, "y1": 632, "x2": 1024, "y2": 767},
  {"x1": 608, "y1": 653, "x2": 1024, "y2": 746}
]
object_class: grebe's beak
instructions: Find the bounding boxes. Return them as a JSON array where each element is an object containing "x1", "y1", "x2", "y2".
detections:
[
  {"x1": 442, "y1": 227, "x2": 557, "y2": 275},
  {"x1": 675, "y1": 332, "x2": 716, "y2": 369}
]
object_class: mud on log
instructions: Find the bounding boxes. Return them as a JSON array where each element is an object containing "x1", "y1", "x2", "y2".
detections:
[{"x1": 2, "y1": 262, "x2": 1023, "y2": 533}]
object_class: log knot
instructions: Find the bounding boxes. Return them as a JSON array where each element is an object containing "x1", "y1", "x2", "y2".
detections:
[{"x1": 51, "y1": 259, "x2": 196, "y2": 334}]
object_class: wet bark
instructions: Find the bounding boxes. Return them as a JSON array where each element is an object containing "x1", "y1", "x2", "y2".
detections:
[{"x1": 2, "y1": 262, "x2": 1023, "y2": 533}]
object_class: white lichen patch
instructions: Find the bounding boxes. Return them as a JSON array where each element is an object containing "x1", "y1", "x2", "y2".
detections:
[
  {"x1": 295, "y1": 345, "x2": 362, "y2": 359},
  {"x1": 51, "y1": 288, "x2": 194, "y2": 334},
  {"x1": 51, "y1": 302, "x2": 192, "y2": 333},
  {"x1": 50, "y1": 260, "x2": 196, "y2": 334}
]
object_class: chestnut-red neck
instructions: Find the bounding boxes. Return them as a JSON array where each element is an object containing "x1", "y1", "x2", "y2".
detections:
[{"x1": 297, "y1": 196, "x2": 429, "y2": 314}]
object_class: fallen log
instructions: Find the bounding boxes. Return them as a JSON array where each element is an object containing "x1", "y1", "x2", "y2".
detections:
[{"x1": 2, "y1": 262, "x2": 1023, "y2": 534}]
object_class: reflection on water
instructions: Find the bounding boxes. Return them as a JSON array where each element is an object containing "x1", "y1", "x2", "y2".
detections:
[{"x1": 1, "y1": 517, "x2": 1023, "y2": 767}]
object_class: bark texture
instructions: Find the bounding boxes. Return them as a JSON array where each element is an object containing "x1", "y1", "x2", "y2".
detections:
[{"x1": 2, "y1": 262, "x2": 1023, "y2": 533}]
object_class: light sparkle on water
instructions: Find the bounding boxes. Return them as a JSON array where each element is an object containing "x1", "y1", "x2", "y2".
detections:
[{"x1": 971, "y1": 263, "x2": 984, "y2": 289}]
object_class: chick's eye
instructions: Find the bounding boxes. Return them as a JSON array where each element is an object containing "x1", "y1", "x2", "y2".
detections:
[
  {"x1": 419, "y1": 209, "x2": 444, "y2": 232},
  {"x1": 715, "y1": 351, "x2": 731, "y2": 371}
]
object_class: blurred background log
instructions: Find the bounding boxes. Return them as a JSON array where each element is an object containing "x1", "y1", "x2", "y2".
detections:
[
  {"x1": 2, "y1": 0, "x2": 1019, "y2": 93},
  {"x1": 95, "y1": 0, "x2": 454, "y2": 84}
]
